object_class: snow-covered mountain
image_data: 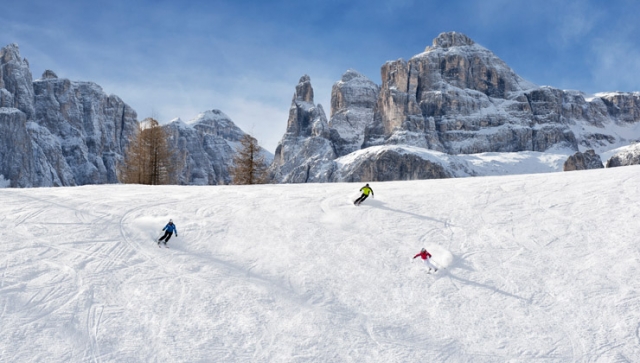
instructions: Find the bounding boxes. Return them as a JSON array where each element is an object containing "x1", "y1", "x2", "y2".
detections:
[
  {"x1": 270, "y1": 32, "x2": 640, "y2": 183},
  {"x1": 0, "y1": 44, "x2": 138, "y2": 187},
  {"x1": 4, "y1": 31, "x2": 640, "y2": 188},
  {"x1": 0, "y1": 44, "x2": 269, "y2": 188},
  {"x1": 369, "y1": 32, "x2": 640, "y2": 154},
  {"x1": 2, "y1": 166, "x2": 640, "y2": 361},
  {"x1": 165, "y1": 110, "x2": 273, "y2": 185}
]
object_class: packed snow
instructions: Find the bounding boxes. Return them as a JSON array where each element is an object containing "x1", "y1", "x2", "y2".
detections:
[{"x1": 2, "y1": 166, "x2": 640, "y2": 362}]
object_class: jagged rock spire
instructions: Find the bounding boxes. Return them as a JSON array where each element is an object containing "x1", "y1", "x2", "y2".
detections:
[
  {"x1": 294, "y1": 75, "x2": 314, "y2": 103},
  {"x1": 269, "y1": 75, "x2": 336, "y2": 183},
  {"x1": 285, "y1": 75, "x2": 328, "y2": 137}
]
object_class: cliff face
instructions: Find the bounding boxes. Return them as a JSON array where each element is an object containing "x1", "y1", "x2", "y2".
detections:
[
  {"x1": 0, "y1": 44, "x2": 138, "y2": 187},
  {"x1": 0, "y1": 44, "x2": 35, "y2": 119},
  {"x1": 606, "y1": 144, "x2": 640, "y2": 168},
  {"x1": 329, "y1": 69, "x2": 379, "y2": 157},
  {"x1": 33, "y1": 73, "x2": 139, "y2": 185},
  {"x1": 364, "y1": 32, "x2": 639, "y2": 155},
  {"x1": 0, "y1": 108, "x2": 35, "y2": 186},
  {"x1": 563, "y1": 149, "x2": 604, "y2": 171}
]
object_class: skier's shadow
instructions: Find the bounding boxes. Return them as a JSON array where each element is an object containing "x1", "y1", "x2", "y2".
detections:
[
  {"x1": 441, "y1": 258, "x2": 527, "y2": 301},
  {"x1": 365, "y1": 199, "x2": 449, "y2": 225}
]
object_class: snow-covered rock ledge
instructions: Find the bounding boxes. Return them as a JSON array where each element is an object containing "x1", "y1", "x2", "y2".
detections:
[{"x1": 331, "y1": 145, "x2": 570, "y2": 182}]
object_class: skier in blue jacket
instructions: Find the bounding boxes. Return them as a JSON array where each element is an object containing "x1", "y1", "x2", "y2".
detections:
[{"x1": 158, "y1": 219, "x2": 178, "y2": 247}]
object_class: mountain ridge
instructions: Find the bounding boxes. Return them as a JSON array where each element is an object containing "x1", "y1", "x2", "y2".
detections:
[
  {"x1": 268, "y1": 31, "x2": 640, "y2": 183},
  {"x1": 3, "y1": 32, "x2": 640, "y2": 187}
]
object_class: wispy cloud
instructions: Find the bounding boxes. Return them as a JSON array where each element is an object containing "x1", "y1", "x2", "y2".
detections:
[
  {"x1": 554, "y1": 1, "x2": 602, "y2": 47},
  {"x1": 98, "y1": 66, "x2": 337, "y2": 152}
]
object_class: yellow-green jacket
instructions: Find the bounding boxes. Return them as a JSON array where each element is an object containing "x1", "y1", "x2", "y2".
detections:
[{"x1": 360, "y1": 185, "x2": 374, "y2": 196}]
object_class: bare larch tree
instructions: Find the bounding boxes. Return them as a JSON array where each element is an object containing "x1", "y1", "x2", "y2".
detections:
[
  {"x1": 118, "y1": 117, "x2": 179, "y2": 185},
  {"x1": 229, "y1": 134, "x2": 269, "y2": 185}
]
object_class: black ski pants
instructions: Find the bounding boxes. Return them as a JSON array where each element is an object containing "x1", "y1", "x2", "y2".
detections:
[
  {"x1": 354, "y1": 193, "x2": 369, "y2": 205},
  {"x1": 159, "y1": 231, "x2": 173, "y2": 243}
]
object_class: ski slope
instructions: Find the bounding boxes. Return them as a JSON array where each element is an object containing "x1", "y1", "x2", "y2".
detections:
[{"x1": 1, "y1": 166, "x2": 640, "y2": 362}]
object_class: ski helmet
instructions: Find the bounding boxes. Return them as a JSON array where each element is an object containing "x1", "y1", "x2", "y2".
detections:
[
  {"x1": 421, "y1": 248, "x2": 426, "y2": 252},
  {"x1": 169, "y1": 219, "x2": 173, "y2": 223}
]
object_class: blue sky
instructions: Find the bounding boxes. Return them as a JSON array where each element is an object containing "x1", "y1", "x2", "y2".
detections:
[{"x1": 3, "y1": 0, "x2": 640, "y2": 152}]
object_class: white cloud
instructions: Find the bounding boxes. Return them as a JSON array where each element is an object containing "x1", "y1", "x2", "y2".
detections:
[
  {"x1": 590, "y1": 37, "x2": 640, "y2": 92},
  {"x1": 97, "y1": 68, "x2": 338, "y2": 153},
  {"x1": 551, "y1": 0, "x2": 602, "y2": 48}
]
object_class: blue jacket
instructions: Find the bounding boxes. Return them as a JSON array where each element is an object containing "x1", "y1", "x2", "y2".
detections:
[{"x1": 163, "y1": 222, "x2": 177, "y2": 235}]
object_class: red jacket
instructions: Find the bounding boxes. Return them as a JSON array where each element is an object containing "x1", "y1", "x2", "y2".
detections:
[{"x1": 413, "y1": 250, "x2": 432, "y2": 260}]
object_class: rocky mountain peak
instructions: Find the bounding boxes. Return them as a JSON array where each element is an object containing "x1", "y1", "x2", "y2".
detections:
[
  {"x1": 294, "y1": 75, "x2": 314, "y2": 103},
  {"x1": 190, "y1": 109, "x2": 246, "y2": 141},
  {"x1": 41, "y1": 70, "x2": 58, "y2": 79},
  {"x1": 0, "y1": 43, "x2": 35, "y2": 119},
  {"x1": 164, "y1": 111, "x2": 272, "y2": 186},
  {"x1": 0, "y1": 43, "x2": 22, "y2": 63},
  {"x1": 284, "y1": 75, "x2": 326, "y2": 137},
  {"x1": 339, "y1": 69, "x2": 365, "y2": 83},
  {"x1": 331, "y1": 69, "x2": 378, "y2": 113},
  {"x1": 429, "y1": 31, "x2": 475, "y2": 50},
  {"x1": 329, "y1": 70, "x2": 379, "y2": 156},
  {"x1": 269, "y1": 75, "x2": 336, "y2": 183}
]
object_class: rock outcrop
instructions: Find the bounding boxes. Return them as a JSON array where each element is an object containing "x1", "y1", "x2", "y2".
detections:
[
  {"x1": 328, "y1": 69, "x2": 379, "y2": 157},
  {"x1": 563, "y1": 149, "x2": 604, "y2": 171},
  {"x1": 335, "y1": 148, "x2": 453, "y2": 182},
  {"x1": 606, "y1": 144, "x2": 640, "y2": 167},
  {"x1": 330, "y1": 145, "x2": 478, "y2": 182}
]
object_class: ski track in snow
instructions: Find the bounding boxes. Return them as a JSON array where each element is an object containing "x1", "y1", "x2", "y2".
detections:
[{"x1": 1, "y1": 168, "x2": 640, "y2": 361}]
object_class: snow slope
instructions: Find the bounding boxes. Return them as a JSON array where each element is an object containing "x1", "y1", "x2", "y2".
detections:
[{"x1": 1, "y1": 166, "x2": 640, "y2": 362}]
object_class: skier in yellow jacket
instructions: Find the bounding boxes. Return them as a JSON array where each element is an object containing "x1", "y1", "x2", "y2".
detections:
[{"x1": 354, "y1": 183, "x2": 374, "y2": 206}]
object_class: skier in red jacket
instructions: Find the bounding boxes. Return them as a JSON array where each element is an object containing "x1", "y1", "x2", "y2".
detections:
[{"x1": 413, "y1": 248, "x2": 438, "y2": 272}]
